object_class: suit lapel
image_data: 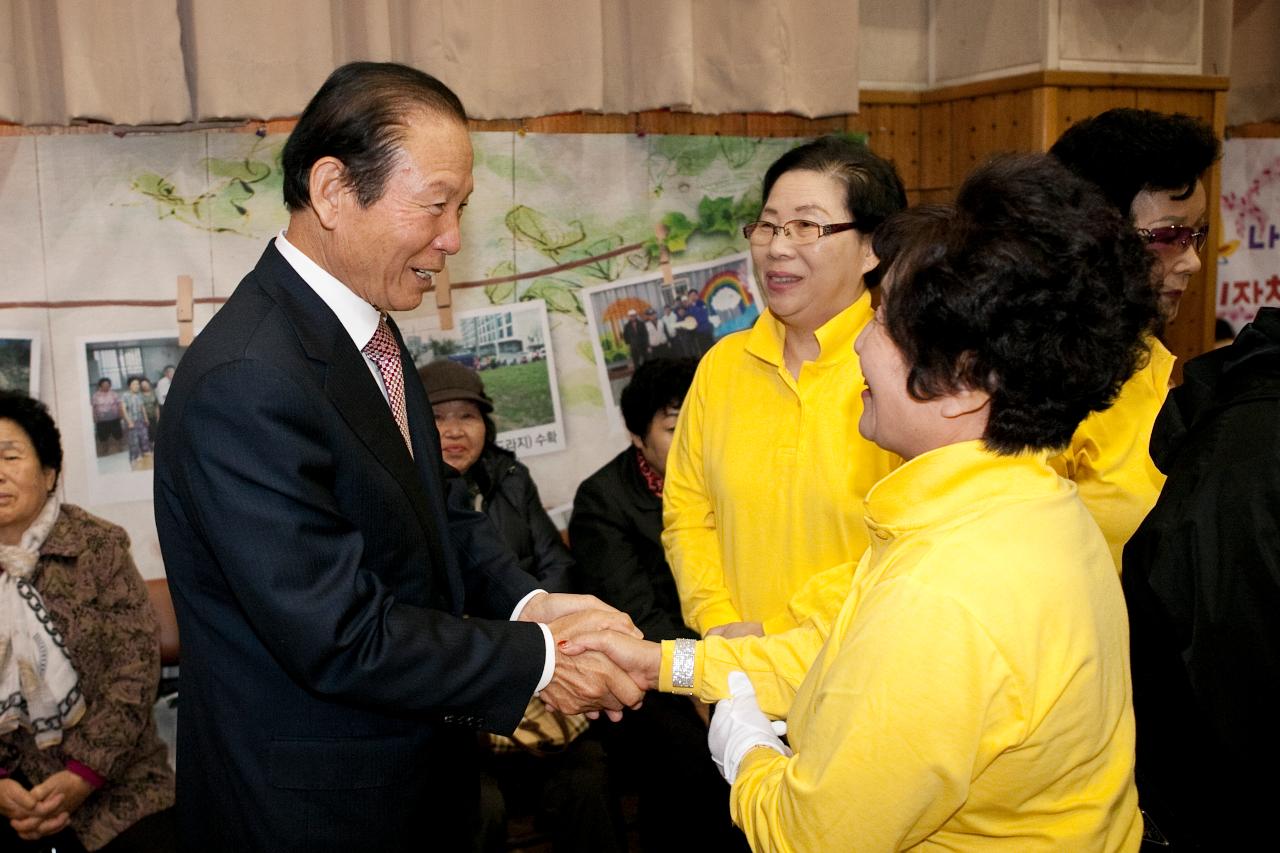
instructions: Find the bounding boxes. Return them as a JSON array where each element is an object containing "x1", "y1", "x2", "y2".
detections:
[
  {"x1": 393, "y1": 316, "x2": 466, "y2": 614},
  {"x1": 253, "y1": 245, "x2": 440, "y2": 546}
]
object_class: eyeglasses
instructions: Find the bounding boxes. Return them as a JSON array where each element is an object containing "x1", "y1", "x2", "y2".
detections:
[
  {"x1": 742, "y1": 219, "x2": 858, "y2": 246},
  {"x1": 1137, "y1": 225, "x2": 1209, "y2": 255}
]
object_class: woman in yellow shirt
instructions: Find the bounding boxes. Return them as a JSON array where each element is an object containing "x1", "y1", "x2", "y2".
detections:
[
  {"x1": 663, "y1": 136, "x2": 907, "y2": 637},
  {"x1": 567, "y1": 153, "x2": 1159, "y2": 851},
  {"x1": 1049, "y1": 108, "x2": 1221, "y2": 569}
]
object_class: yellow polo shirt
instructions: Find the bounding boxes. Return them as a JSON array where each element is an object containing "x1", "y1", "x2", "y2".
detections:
[
  {"x1": 662, "y1": 293, "x2": 898, "y2": 635},
  {"x1": 1051, "y1": 338, "x2": 1175, "y2": 570},
  {"x1": 667, "y1": 442, "x2": 1142, "y2": 852}
]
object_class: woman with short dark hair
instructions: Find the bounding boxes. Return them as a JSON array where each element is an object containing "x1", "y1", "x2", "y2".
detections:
[
  {"x1": 1049, "y1": 107, "x2": 1222, "y2": 568},
  {"x1": 0, "y1": 391, "x2": 175, "y2": 852},
  {"x1": 663, "y1": 135, "x2": 907, "y2": 641}
]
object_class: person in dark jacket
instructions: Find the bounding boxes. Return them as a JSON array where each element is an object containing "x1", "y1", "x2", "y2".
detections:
[
  {"x1": 570, "y1": 358, "x2": 748, "y2": 852},
  {"x1": 419, "y1": 359, "x2": 622, "y2": 853},
  {"x1": 421, "y1": 359, "x2": 573, "y2": 591},
  {"x1": 1122, "y1": 306, "x2": 1280, "y2": 850}
]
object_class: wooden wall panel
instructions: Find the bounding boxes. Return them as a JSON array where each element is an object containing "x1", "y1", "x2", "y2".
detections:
[
  {"x1": 919, "y1": 102, "x2": 952, "y2": 191},
  {"x1": 1135, "y1": 89, "x2": 1214, "y2": 121},
  {"x1": 849, "y1": 103, "x2": 921, "y2": 190},
  {"x1": 948, "y1": 90, "x2": 1037, "y2": 187},
  {"x1": 1053, "y1": 87, "x2": 1136, "y2": 139}
]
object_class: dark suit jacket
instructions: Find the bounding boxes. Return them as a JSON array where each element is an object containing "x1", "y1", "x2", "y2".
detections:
[
  {"x1": 568, "y1": 449, "x2": 695, "y2": 641},
  {"x1": 154, "y1": 242, "x2": 545, "y2": 852}
]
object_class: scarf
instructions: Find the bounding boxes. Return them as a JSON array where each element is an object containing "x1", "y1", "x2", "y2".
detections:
[
  {"x1": 635, "y1": 447, "x2": 664, "y2": 498},
  {"x1": 0, "y1": 495, "x2": 87, "y2": 748}
]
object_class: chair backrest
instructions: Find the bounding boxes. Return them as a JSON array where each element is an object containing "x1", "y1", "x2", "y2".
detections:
[{"x1": 145, "y1": 578, "x2": 181, "y2": 667}]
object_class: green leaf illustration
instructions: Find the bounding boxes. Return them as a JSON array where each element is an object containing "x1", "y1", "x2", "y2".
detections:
[
  {"x1": 718, "y1": 136, "x2": 757, "y2": 168},
  {"x1": 697, "y1": 196, "x2": 738, "y2": 236},
  {"x1": 660, "y1": 211, "x2": 696, "y2": 253},
  {"x1": 523, "y1": 277, "x2": 584, "y2": 320},
  {"x1": 505, "y1": 205, "x2": 586, "y2": 259}
]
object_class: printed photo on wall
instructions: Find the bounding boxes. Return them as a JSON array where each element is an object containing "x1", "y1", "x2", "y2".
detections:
[
  {"x1": 77, "y1": 333, "x2": 185, "y2": 504},
  {"x1": 0, "y1": 331, "x2": 41, "y2": 397},
  {"x1": 399, "y1": 299, "x2": 567, "y2": 458},
  {"x1": 582, "y1": 251, "x2": 760, "y2": 427}
]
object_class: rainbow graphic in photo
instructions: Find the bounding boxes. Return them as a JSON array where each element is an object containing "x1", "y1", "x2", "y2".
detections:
[{"x1": 701, "y1": 270, "x2": 759, "y2": 337}]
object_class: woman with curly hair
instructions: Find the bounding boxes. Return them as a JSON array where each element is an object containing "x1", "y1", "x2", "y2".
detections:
[
  {"x1": 565, "y1": 153, "x2": 1158, "y2": 851},
  {"x1": 1049, "y1": 108, "x2": 1221, "y2": 569},
  {"x1": 0, "y1": 392, "x2": 175, "y2": 852}
]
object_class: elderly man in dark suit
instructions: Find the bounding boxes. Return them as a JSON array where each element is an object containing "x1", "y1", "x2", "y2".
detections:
[{"x1": 153, "y1": 62, "x2": 641, "y2": 853}]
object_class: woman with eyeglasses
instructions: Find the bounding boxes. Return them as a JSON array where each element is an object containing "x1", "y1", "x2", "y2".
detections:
[
  {"x1": 661, "y1": 136, "x2": 907, "y2": 642},
  {"x1": 1049, "y1": 108, "x2": 1221, "y2": 570}
]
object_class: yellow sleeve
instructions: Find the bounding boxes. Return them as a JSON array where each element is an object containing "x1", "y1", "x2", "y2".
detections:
[
  {"x1": 730, "y1": 578, "x2": 1022, "y2": 852},
  {"x1": 762, "y1": 559, "x2": 859, "y2": 635},
  {"x1": 1049, "y1": 348, "x2": 1170, "y2": 570},
  {"x1": 659, "y1": 623, "x2": 828, "y2": 718},
  {"x1": 661, "y1": 355, "x2": 741, "y2": 634}
]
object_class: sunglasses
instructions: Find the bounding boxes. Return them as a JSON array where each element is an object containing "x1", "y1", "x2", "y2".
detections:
[{"x1": 1137, "y1": 225, "x2": 1209, "y2": 255}]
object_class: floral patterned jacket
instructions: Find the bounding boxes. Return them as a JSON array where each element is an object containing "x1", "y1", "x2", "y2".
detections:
[{"x1": 0, "y1": 504, "x2": 174, "y2": 851}]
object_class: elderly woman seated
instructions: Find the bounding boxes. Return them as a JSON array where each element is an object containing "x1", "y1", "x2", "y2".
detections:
[
  {"x1": 0, "y1": 392, "x2": 175, "y2": 852},
  {"x1": 563, "y1": 153, "x2": 1160, "y2": 851}
]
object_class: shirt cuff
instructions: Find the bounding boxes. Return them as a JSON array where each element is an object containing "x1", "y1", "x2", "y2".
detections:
[
  {"x1": 66, "y1": 760, "x2": 105, "y2": 789},
  {"x1": 510, "y1": 589, "x2": 556, "y2": 694},
  {"x1": 511, "y1": 589, "x2": 547, "y2": 621},
  {"x1": 533, "y1": 623, "x2": 556, "y2": 693}
]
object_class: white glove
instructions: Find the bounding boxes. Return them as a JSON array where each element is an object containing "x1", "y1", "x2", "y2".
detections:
[{"x1": 707, "y1": 671, "x2": 792, "y2": 783}]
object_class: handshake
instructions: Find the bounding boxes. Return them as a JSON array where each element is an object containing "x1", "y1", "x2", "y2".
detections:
[{"x1": 518, "y1": 592, "x2": 663, "y2": 721}]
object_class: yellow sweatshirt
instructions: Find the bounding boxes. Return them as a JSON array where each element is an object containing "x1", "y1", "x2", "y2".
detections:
[
  {"x1": 1050, "y1": 338, "x2": 1174, "y2": 570},
  {"x1": 662, "y1": 294, "x2": 898, "y2": 634},
  {"x1": 668, "y1": 442, "x2": 1141, "y2": 852}
]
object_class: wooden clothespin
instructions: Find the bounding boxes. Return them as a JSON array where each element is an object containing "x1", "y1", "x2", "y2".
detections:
[
  {"x1": 434, "y1": 263, "x2": 453, "y2": 331},
  {"x1": 176, "y1": 275, "x2": 194, "y2": 346}
]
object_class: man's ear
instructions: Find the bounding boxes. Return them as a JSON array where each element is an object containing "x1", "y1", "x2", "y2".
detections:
[
  {"x1": 939, "y1": 386, "x2": 991, "y2": 420},
  {"x1": 629, "y1": 433, "x2": 645, "y2": 452},
  {"x1": 308, "y1": 157, "x2": 349, "y2": 231}
]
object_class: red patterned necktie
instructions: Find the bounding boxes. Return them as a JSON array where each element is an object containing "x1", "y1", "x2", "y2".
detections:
[{"x1": 363, "y1": 314, "x2": 414, "y2": 457}]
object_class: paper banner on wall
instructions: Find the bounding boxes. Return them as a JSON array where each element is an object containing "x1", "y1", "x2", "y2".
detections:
[
  {"x1": 1217, "y1": 138, "x2": 1280, "y2": 332},
  {"x1": 0, "y1": 330, "x2": 41, "y2": 398},
  {"x1": 76, "y1": 332, "x2": 186, "y2": 505},
  {"x1": 582, "y1": 251, "x2": 760, "y2": 432},
  {"x1": 399, "y1": 299, "x2": 566, "y2": 458}
]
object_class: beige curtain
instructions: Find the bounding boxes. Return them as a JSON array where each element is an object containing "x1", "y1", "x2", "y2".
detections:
[{"x1": 0, "y1": 0, "x2": 860, "y2": 125}]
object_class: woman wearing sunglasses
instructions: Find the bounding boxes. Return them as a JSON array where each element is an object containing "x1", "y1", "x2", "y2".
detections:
[
  {"x1": 661, "y1": 136, "x2": 907, "y2": 642},
  {"x1": 1049, "y1": 108, "x2": 1221, "y2": 570}
]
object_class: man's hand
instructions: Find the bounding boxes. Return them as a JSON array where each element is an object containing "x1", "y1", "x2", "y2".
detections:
[
  {"x1": 558, "y1": 631, "x2": 661, "y2": 693},
  {"x1": 537, "y1": 609, "x2": 646, "y2": 721},
  {"x1": 539, "y1": 649, "x2": 644, "y2": 722},
  {"x1": 5, "y1": 770, "x2": 91, "y2": 841},
  {"x1": 705, "y1": 621, "x2": 764, "y2": 639},
  {"x1": 518, "y1": 592, "x2": 632, "y2": 628}
]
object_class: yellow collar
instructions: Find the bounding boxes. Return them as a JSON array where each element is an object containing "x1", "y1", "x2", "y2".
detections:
[
  {"x1": 744, "y1": 291, "x2": 874, "y2": 368},
  {"x1": 864, "y1": 441, "x2": 1063, "y2": 537}
]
